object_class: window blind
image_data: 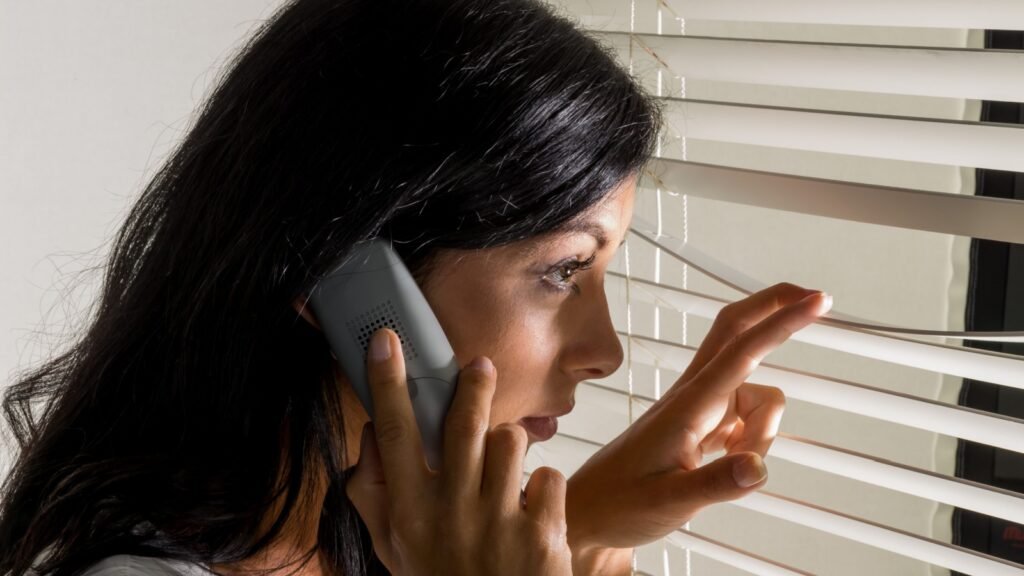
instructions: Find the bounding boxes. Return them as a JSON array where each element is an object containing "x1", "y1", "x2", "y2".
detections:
[{"x1": 524, "y1": 2, "x2": 1024, "y2": 574}]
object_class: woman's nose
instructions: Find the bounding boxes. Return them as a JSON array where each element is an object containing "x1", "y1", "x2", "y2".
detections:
[{"x1": 564, "y1": 280, "x2": 624, "y2": 381}]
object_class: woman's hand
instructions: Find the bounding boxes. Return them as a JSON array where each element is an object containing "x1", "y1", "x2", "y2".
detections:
[
  {"x1": 565, "y1": 283, "x2": 833, "y2": 574},
  {"x1": 346, "y1": 327, "x2": 572, "y2": 576}
]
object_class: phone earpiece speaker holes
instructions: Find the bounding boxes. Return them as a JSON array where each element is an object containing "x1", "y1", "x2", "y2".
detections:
[{"x1": 349, "y1": 300, "x2": 418, "y2": 360}]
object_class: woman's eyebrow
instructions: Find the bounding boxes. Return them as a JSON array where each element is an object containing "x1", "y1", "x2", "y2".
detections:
[
  {"x1": 512, "y1": 220, "x2": 625, "y2": 261},
  {"x1": 557, "y1": 220, "x2": 624, "y2": 249}
]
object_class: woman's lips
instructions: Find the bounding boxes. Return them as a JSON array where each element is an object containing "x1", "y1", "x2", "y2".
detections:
[{"x1": 519, "y1": 416, "x2": 558, "y2": 442}]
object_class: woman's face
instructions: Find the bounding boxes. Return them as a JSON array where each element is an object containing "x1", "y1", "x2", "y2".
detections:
[
  {"x1": 300, "y1": 175, "x2": 635, "y2": 450},
  {"x1": 417, "y1": 176, "x2": 635, "y2": 444}
]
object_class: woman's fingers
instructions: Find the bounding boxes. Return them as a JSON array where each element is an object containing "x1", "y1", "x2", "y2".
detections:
[
  {"x1": 726, "y1": 383, "x2": 786, "y2": 457},
  {"x1": 365, "y1": 327, "x2": 428, "y2": 509},
  {"x1": 558, "y1": 287, "x2": 825, "y2": 554},
  {"x1": 674, "y1": 283, "x2": 821, "y2": 387},
  {"x1": 644, "y1": 285, "x2": 821, "y2": 462},
  {"x1": 687, "y1": 291, "x2": 831, "y2": 405},
  {"x1": 483, "y1": 422, "x2": 529, "y2": 516},
  {"x1": 441, "y1": 356, "x2": 497, "y2": 505},
  {"x1": 650, "y1": 451, "x2": 768, "y2": 524},
  {"x1": 523, "y1": 467, "x2": 568, "y2": 540},
  {"x1": 359, "y1": 332, "x2": 570, "y2": 573},
  {"x1": 653, "y1": 291, "x2": 828, "y2": 456}
]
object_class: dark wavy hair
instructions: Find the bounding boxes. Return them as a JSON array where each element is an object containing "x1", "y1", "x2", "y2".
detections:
[{"x1": 0, "y1": 0, "x2": 662, "y2": 574}]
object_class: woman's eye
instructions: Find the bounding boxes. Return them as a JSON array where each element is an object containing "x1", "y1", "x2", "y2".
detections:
[{"x1": 542, "y1": 253, "x2": 597, "y2": 295}]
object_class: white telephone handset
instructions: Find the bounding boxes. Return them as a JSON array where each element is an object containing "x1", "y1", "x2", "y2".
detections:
[{"x1": 309, "y1": 238, "x2": 458, "y2": 471}]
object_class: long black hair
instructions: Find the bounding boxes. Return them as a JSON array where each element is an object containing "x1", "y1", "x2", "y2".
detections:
[{"x1": 0, "y1": 0, "x2": 662, "y2": 574}]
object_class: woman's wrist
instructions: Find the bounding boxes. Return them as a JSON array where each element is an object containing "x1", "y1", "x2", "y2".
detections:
[{"x1": 566, "y1": 460, "x2": 633, "y2": 574}]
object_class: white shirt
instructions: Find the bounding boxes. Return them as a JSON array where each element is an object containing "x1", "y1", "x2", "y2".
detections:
[{"x1": 78, "y1": 555, "x2": 215, "y2": 576}]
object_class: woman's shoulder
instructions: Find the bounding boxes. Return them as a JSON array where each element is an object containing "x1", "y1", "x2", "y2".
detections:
[{"x1": 79, "y1": 555, "x2": 213, "y2": 576}]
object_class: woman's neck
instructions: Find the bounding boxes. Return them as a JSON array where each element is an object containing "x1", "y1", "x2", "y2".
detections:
[
  {"x1": 208, "y1": 470, "x2": 328, "y2": 576},
  {"x1": 211, "y1": 374, "x2": 368, "y2": 576}
]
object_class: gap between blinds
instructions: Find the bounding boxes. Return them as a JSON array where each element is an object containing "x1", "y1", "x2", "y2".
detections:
[{"x1": 529, "y1": 1, "x2": 1024, "y2": 575}]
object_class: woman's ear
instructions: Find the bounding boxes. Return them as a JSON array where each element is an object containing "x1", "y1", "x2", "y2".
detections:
[{"x1": 292, "y1": 295, "x2": 322, "y2": 331}]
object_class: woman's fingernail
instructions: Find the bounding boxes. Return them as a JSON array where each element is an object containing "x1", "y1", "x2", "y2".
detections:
[
  {"x1": 370, "y1": 329, "x2": 391, "y2": 361},
  {"x1": 733, "y1": 453, "x2": 768, "y2": 488},
  {"x1": 469, "y1": 356, "x2": 493, "y2": 375},
  {"x1": 800, "y1": 291, "x2": 832, "y2": 315}
]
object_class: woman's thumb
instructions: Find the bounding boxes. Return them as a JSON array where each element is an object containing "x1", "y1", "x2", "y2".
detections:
[
  {"x1": 661, "y1": 452, "x2": 768, "y2": 517},
  {"x1": 704, "y1": 452, "x2": 768, "y2": 498},
  {"x1": 729, "y1": 452, "x2": 768, "y2": 490}
]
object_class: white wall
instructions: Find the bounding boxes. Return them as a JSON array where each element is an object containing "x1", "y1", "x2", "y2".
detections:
[{"x1": 0, "y1": 0, "x2": 283, "y2": 478}]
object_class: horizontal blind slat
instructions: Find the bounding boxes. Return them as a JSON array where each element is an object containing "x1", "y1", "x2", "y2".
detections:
[
  {"x1": 661, "y1": 0, "x2": 1024, "y2": 30},
  {"x1": 626, "y1": 219, "x2": 1024, "y2": 343},
  {"x1": 772, "y1": 435, "x2": 1024, "y2": 526},
  {"x1": 735, "y1": 491, "x2": 1024, "y2": 575},
  {"x1": 593, "y1": 32, "x2": 1024, "y2": 101},
  {"x1": 556, "y1": 0, "x2": 1024, "y2": 33},
  {"x1": 641, "y1": 158, "x2": 1024, "y2": 245},
  {"x1": 662, "y1": 99, "x2": 1024, "y2": 172},
  {"x1": 665, "y1": 529, "x2": 812, "y2": 576}
]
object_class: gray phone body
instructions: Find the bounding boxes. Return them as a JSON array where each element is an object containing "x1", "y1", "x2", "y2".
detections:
[{"x1": 308, "y1": 238, "x2": 458, "y2": 470}]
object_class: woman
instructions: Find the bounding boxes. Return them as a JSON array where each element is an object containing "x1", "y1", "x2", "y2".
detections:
[{"x1": 0, "y1": 0, "x2": 831, "y2": 574}]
